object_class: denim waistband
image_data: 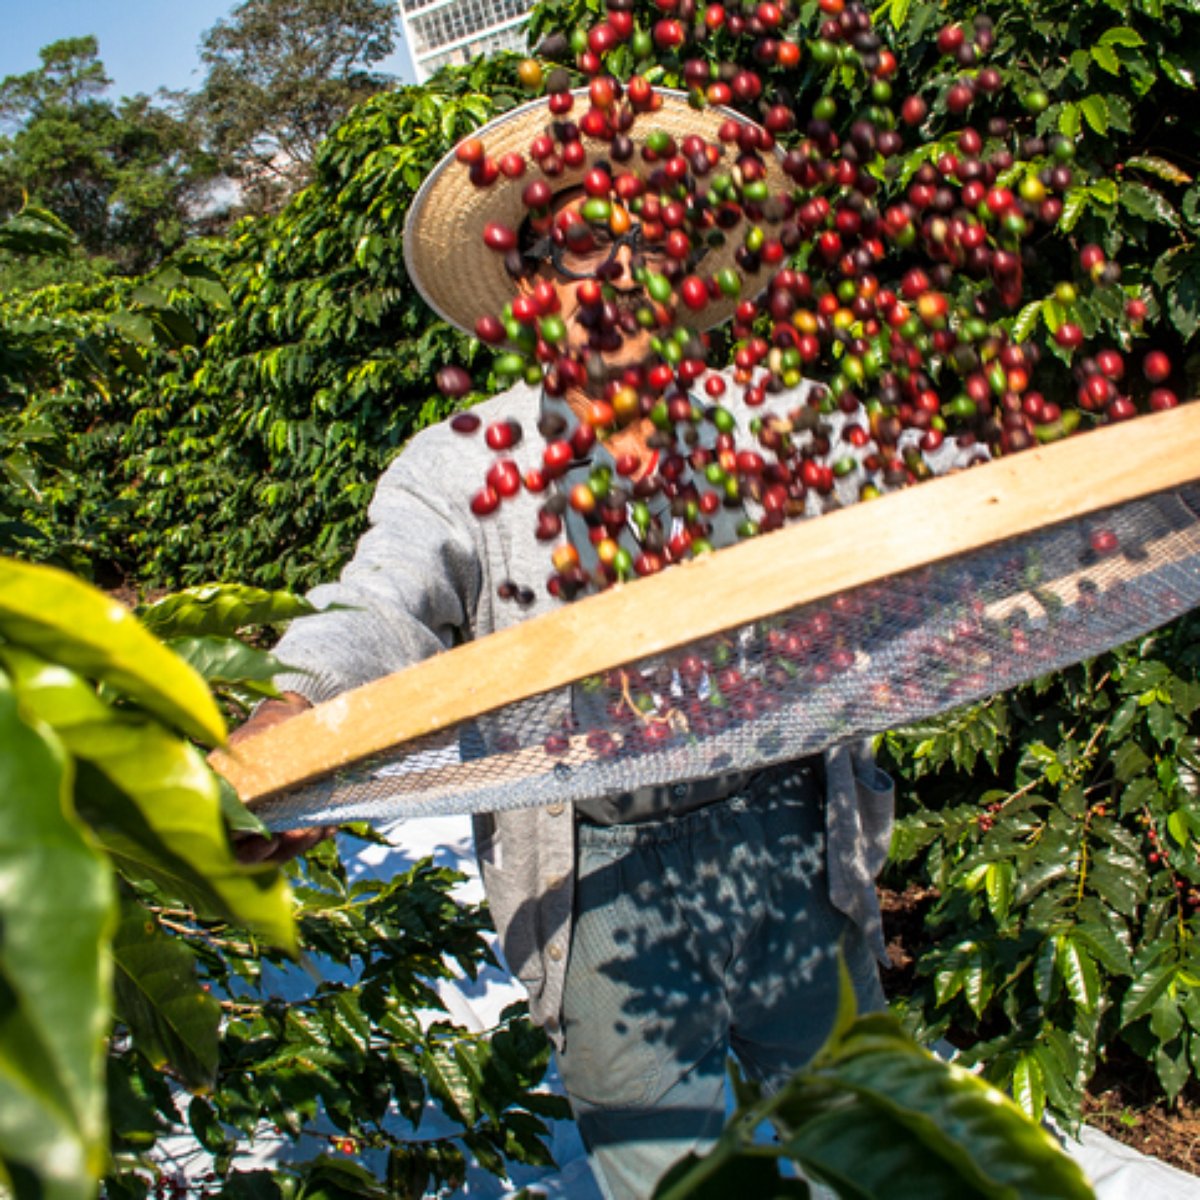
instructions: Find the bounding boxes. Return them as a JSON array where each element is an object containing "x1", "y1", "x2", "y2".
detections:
[{"x1": 575, "y1": 759, "x2": 821, "y2": 848}]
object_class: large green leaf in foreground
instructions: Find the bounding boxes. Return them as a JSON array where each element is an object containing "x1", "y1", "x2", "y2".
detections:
[
  {"x1": 3, "y1": 648, "x2": 295, "y2": 952},
  {"x1": 0, "y1": 557, "x2": 225, "y2": 746},
  {"x1": 655, "y1": 976, "x2": 1096, "y2": 1200},
  {"x1": 0, "y1": 675, "x2": 114, "y2": 1200}
]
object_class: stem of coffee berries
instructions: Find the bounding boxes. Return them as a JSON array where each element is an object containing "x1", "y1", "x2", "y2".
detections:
[
  {"x1": 1139, "y1": 803, "x2": 1192, "y2": 937},
  {"x1": 1075, "y1": 810, "x2": 1092, "y2": 909},
  {"x1": 617, "y1": 670, "x2": 688, "y2": 732}
]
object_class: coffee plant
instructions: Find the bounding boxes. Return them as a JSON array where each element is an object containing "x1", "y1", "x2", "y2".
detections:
[
  {"x1": 0, "y1": 562, "x2": 292, "y2": 1200},
  {"x1": 0, "y1": 565, "x2": 569, "y2": 1200},
  {"x1": 881, "y1": 610, "x2": 1200, "y2": 1128},
  {"x1": 0, "y1": 59, "x2": 535, "y2": 593}
]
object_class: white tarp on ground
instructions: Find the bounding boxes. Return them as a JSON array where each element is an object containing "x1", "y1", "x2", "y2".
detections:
[{"x1": 160, "y1": 815, "x2": 1200, "y2": 1198}]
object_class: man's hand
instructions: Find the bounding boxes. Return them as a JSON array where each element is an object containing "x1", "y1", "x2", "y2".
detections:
[
  {"x1": 229, "y1": 692, "x2": 337, "y2": 866},
  {"x1": 228, "y1": 691, "x2": 314, "y2": 746}
]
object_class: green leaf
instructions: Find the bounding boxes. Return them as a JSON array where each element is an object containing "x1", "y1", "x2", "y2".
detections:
[
  {"x1": 789, "y1": 1047, "x2": 1093, "y2": 1199},
  {"x1": 1011, "y1": 1052, "x2": 1046, "y2": 1122},
  {"x1": 1160, "y1": 55, "x2": 1197, "y2": 90},
  {"x1": 1087, "y1": 858, "x2": 1144, "y2": 917},
  {"x1": 1155, "y1": 1040, "x2": 1191, "y2": 1100},
  {"x1": 0, "y1": 674, "x2": 114, "y2": 1200},
  {"x1": 875, "y1": 0, "x2": 912, "y2": 32},
  {"x1": 1125, "y1": 155, "x2": 1193, "y2": 185},
  {"x1": 1098, "y1": 26, "x2": 1144, "y2": 47},
  {"x1": 1120, "y1": 182, "x2": 1180, "y2": 228},
  {"x1": 1166, "y1": 262, "x2": 1200, "y2": 341},
  {"x1": 1091, "y1": 45, "x2": 1121, "y2": 75},
  {"x1": 1058, "y1": 104, "x2": 1081, "y2": 139},
  {"x1": 1105, "y1": 94, "x2": 1133, "y2": 132},
  {"x1": 1011, "y1": 300, "x2": 1043, "y2": 343},
  {"x1": 1122, "y1": 962, "x2": 1177, "y2": 1026},
  {"x1": 1055, "y1": 936, "x2": 1101, "y2": 1012},
  {"x1": 0, "y1": 559, "x2": 224, "y2": 747},
  {"x1": 1167, "y1": 809, "x2": 1192, "y2": 848},
  {"x1": 1041, "y1": 296, "x2": 1068, "y2": 334},
  {"x1": 138, "y1": 585, "x2": 316, "y2": 639},
  {"x1": 164, "y1": 636, "x2": 289, "y2": 689},
  {"x1": 109, "y1": 311, "x2": 157, "y2": 347},
  {"x1": 1072, "y1": 910, "x2": 1133, "y2": 975},
  {"x1": 1079, "y1": 95, "x2": 1110, "y2": 135},
  {"x1": 424, "y1": 1039, "x2": 478, "y2": 1126},
  {"x1": 1149, "y1": 990, "x2": 1184, "y2": 1044},
  {"x1": 111, "y1": 899, "x2": 222, "y2": 1090},
  {"x1": 984, "y1": 861, "x2": 1014, "y2": 922},
  {"x1": 3, "y1": 650, "x2": 294, "y2": 950},
  {"x1": 1146, "y1": 700, "x2": 1180, "y2": 744}
]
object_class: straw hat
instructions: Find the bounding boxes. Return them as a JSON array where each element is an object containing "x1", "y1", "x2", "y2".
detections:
[{"x1": 403, "y1": 88, "x2": 789, "y2": 336}]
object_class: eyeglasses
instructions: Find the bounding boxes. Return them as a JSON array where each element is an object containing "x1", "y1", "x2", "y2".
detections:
[{"x1": 532, "y1": 222, "x2": 671, "y2": 281}]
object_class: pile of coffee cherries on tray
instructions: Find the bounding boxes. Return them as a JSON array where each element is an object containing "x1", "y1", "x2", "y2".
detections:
[{"x1": 437, "y1": 0, "x2": 1185, "y2": 604}]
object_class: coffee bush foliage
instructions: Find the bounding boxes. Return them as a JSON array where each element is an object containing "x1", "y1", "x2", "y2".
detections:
[
  {"x1": 0, "y1": 565, "x2": 571, "y2": 1200},
  {"x1": 1, "y1": 0, "x2": 1199, "y2": 1195},
  {"x1": 880, "y1": 612, "x2": 1200, "y2": 1126}
]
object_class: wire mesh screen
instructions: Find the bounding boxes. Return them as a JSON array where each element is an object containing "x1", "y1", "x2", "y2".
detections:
[{"x1": 254, "y1": 485, "x2": 1200, "y2": 830}]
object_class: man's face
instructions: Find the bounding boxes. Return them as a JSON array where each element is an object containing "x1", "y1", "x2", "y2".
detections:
[{"x1": 519, "y1": 190, "x2": 671, "y2": 380}]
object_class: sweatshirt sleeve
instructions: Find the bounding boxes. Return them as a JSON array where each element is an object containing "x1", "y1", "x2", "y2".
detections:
[{"x1": 270, "y1": 429, "x2": 483, "y2": 703}]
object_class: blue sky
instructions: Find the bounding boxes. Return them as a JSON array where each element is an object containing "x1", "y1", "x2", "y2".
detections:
[{"x1": 0, "y1": 1, "x2": 415, "y2": 101}]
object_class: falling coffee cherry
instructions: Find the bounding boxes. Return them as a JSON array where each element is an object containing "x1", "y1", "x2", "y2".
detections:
[
  {"x1": 1054, "y1": 323, "x2": 1083, "y2": 350},
  {"x1": 482, "y1": 221, "x2": 518, "y2": 251},
  {"x1": 1143, "y1": 351, "x2": 1172, "y2": 383},
  {"x1": 450, "y1": 412, "x2": 481, "y2": 434},
  {"x1": 485, "y1": 419, "x2": 523, "y2": 450},
  {"x1": 446, "y1": 0, "x2": 1190, "y2": 608},
  {"x1": 437, "y1": 366, "x2": 472, "y2": 398}
]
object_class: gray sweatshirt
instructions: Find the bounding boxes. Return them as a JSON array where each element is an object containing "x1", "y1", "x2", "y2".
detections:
[{"x1": 273, "y1": 374, "x2": 908, "y2": 1044}]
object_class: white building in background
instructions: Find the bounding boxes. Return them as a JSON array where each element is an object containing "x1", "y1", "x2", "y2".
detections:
[{"x1": 397, "y1": 0, "x2": 534, "y2": 83}]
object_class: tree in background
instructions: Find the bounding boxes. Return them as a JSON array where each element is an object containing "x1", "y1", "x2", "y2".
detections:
[
  {"x1": 0, "y1": 38, "x2": 219, "y2": 278},
  {"x1": 191, "y1": 0, "x2": 402, "y2": 214}
]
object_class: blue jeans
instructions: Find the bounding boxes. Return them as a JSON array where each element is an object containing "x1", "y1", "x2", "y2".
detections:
[{"x1": 556, "y1": 762, "x2": 886, "y2": 1200}]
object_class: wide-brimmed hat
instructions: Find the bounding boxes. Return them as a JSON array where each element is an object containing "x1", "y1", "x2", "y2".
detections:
[{"x1": 403, "y1": 88, "x2": 788, "y2": 336}]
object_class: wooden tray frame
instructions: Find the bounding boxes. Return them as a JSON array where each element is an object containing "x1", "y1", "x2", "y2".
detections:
[{"x1": 212, "y1": 403, "x2": 1200, "y2": 808}]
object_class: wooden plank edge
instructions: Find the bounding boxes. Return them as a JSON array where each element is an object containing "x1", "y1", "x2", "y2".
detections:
[
  {"x1": 212, "y1": 402, "x2": 1200, "y2": 804},
  {"x1": 253, "y1": 513, "x2": 1200, "y2": 819}
]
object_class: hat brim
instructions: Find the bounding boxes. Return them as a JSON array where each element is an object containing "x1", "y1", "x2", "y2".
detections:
[{"x1": 403, "y1": 89, "x2": 789, "y2": 337}]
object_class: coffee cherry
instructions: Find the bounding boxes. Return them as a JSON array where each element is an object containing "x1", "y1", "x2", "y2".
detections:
[
  {"x1": 470, "y1": 486, "x2": 500, "y2": 516},
  {"x1": 1143, "y1": 350, "x2": 1172, "y2": 383},
  {"x1": 450, "y1": 412, "x2": 480, "y2": 434},
  {"x1": 455, "y1": 138, "x2": 484, "y2": 166},
  {"x1": 437, "y1": 366, "x2": 472, "y2": 398},
  {"x1": 946, "y1": 82, "x2": 975, "y2": 113},
  {"x1": 483, "y1": 222, "x2": 517, "y2": 251},
  {"x1": 485, "y1": 419, "x2": 523, "y2": 450},
  {"x1": 680, "y1": 275, "x2": 709, "y2": 310},
  {"x1": 1054, "y1": 323, "x2": 1083, "y2": 350},
  {"x1": 517, "y1": 58, "x2": 544, "y2": 90}
]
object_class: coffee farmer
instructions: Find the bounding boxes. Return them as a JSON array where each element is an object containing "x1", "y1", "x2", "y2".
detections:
[{"x1": 235, "y1": 89, "x2": 915, "y2": 1200}]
